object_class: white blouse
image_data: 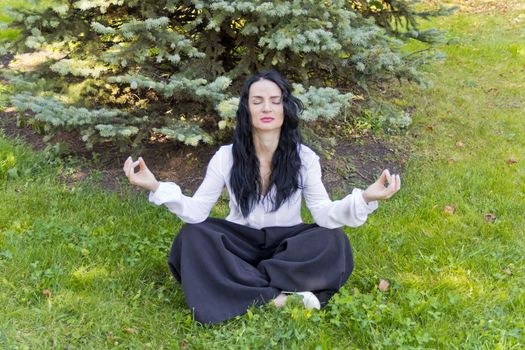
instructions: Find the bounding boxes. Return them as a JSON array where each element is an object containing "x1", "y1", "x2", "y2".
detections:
[{"x1": 148, "y1": 144, "x2": 378, "y2": 229}]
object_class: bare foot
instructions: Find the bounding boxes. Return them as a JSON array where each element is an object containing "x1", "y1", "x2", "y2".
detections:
[{"x1": 273, "y1": 293, "x2": 288, "y2": 308}]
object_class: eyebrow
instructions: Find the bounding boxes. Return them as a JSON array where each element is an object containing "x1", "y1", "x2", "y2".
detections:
[{"x1": 251, "y1": 96, "x2": 282, "y2": 99}]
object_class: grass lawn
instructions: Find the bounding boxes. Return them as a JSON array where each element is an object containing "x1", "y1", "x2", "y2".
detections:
[{"x1": 1, "y1": 1, "x2": 525, "y2": 349}]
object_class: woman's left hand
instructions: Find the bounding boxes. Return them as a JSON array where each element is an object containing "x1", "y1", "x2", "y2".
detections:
[{"x1": 362, "y1": 169, "x2": 401, "y2": 203}]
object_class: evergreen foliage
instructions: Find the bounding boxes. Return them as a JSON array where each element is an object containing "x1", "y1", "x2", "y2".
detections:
[{"x1": 0, "y1": 0, "x2": 451, "y2": 149}]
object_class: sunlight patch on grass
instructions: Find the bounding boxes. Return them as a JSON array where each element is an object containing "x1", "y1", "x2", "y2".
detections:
[
  {"x1": 438, "y1": 268, "x2": 476, "y2": 293},
  {"x1": 70, "y1": 265, "x2": 111, "y2": 288}
]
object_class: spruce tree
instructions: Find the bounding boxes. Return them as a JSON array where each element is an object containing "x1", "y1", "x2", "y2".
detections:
[{"x1": 0, "y1": 0, "x2": 451, "y2": 150}]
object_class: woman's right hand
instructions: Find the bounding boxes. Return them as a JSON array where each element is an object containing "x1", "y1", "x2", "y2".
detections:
[{"x1": 123, "y1": 156, "x2": 160, "y2": 192}]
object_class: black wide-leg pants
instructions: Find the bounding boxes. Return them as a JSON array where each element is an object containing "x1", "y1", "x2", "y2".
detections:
[{"x1": 168, "y1": 218, "x2": 354, "y2": 324}]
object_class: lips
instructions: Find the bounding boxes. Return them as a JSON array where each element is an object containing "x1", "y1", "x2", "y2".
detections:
[{"x1": 260, "y1": 117, "x2": 274, "y2": 123}]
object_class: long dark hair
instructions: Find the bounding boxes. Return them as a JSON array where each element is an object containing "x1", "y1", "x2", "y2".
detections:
[{"x1": 230, "y1": 70, "x2": 304, "y2": 217}]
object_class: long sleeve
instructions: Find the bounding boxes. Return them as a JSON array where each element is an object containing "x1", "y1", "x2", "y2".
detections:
[
  {"x1": 148, "y1": 148, "x2": 226, "y2": 223},
  {"x1": 302, "y1": 151, "x2": 378, "y2": 229}
]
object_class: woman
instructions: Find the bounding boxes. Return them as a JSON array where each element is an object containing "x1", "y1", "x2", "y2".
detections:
[{"x1": 123, "y1": 70, "x2": 400, "y2": 324}]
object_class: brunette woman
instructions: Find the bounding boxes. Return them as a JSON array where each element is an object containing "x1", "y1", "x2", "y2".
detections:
[{"x1": 123, "y1": 70, "x2": 400, "y2": 324}]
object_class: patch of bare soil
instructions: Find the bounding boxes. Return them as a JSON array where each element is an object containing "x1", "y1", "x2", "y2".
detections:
[
  {"x1": 0, "y1": 108, "x2": 406, "y2": 196},
  {"x1": 321, "y1": 136, "x2": 406, "y2": 194},
  {"x1": 1, "y1": 109, "x2": 47, "y2": 151}
]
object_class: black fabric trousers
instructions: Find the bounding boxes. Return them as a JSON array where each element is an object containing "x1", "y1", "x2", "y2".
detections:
[{"x1": 168, "y1": 218, "x2": 354, "y2": 324}]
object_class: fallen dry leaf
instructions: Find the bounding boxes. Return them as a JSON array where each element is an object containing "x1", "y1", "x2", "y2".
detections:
[
  {"x1": 125, "y1": 327, "x2": 138, "y2": 334},
  {"x1": 426, "y1": 125, "x2": 434, "y2": 131},
  {"x1": 456, "y1": 141, "x2": 465, "y2": 147},
  {"x1": 378, "y1": 279, "x2": 390, "y2": 292},
  {"x1": 503, "y1": 267, "x2": 512, "y2": 276},
  {"x1": 444, "y1": 205, "x2": 456, "y2": 215},
  {"x1": 484, "y1": 213, "x2": 496, "y2": 223},
  {"x1": 42, "y1": 289, "x2": 52, "y2": 298},
  {"x1": 506, "y1": 158, "x2": 518, "y2": 165},
  {"x1": 448, "y1": 158, "x2": 456, "y2": 164}
]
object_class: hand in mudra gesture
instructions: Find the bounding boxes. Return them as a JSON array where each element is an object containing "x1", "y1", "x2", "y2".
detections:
[
  {"x1": 362, "y1": 169, "x2": 401, "y2": 203},
  {"x1": 123, "y1": 156, "x2": 160, "y2": 192}
]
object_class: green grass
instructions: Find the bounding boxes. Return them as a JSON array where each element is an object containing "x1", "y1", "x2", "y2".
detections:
[{"x1": 2, "y1": 3, "x2": 525, "y2": 349}]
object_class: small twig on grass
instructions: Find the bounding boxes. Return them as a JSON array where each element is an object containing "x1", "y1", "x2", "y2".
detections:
[{"x1": 355, "y1": 169, "x2": 373, "y2": 182}]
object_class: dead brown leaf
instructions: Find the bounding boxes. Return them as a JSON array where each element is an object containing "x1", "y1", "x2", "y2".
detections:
[
  {"x1": 426, "y1": 125, "x2": 434, "y2": 132},
  {"x1": 456, "y1": 141, "x2": 465, "y2": 147},
  {"x1": 42, "y1": 289, "x2": 52, "y2": 298},
  {"x1": 506, "y1": 158, "x2": 518, "y2": 165},
  {"x1": 444, "y1": 205, "x2": 456, "y2": 215},
  {"x1": 125, "y1": 327, "x2": 138, "y2": 334},
  {"x1": 378, "y1": 279, "x2": 390, "y2": 292},
  {"x1": 484, "y1": 213, "x2": 496, "y2": 223}
]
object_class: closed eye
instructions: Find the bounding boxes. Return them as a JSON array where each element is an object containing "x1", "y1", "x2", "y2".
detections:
[{"x1": 251, "y1": 98, "x2": 282, "y2": 104}]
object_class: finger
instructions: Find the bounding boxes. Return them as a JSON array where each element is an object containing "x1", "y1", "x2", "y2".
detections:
[
  {"x1": 396, "y1": 175, "x2": 401, "y2": 192},
  {"x1": 131, "y1": 160, "x2": 140, "y2": 173},
  {"x1": 391, "y1": 174, "x2": 399, "y2": 194},
  {"x1": 388, "y1": 174, "x2": 399, "y2": 197},
  {"x1": 123, "y1": 156, "x2": 130, "y2": 173},
  {"x1": 124, "y1": 157, "x2": 133, "y2": 177},
  {"x1": 378, "y1": 169, "x2": 389, "y2": 185},
  {"x1": 385, "y1": 169, "x2": 393, "y2": 187},
  {"x1": 388, "y1": 175, "x2": 400, "y2": 197},
  {"x1": 127, "y1": 159, "x2": 140, "y2": 179},
  {"x1": 139, "y1": 157, "x2": 148, "y2": 171},
  {"x1": 126, "y1": 157, "x2": 135, "y2": 174},
  {"x1": 384, "y1": 174, "x2": 397, "y2": 198},
  {"x1": 126, "y1": 158, "x2": 136, "y2": 178}
]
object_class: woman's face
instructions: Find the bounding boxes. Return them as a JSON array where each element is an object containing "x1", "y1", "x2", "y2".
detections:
[{"x1": 248, "y1": 79, "x2": 284, "y2": 135}]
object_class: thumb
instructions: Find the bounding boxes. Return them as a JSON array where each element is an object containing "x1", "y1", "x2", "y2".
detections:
[
  {"x1": 138, "y1": 157, "x2": 149, "y2": 171},
  {"x1": 378, "y1": 169, "x2": 389, "y2": 184}
]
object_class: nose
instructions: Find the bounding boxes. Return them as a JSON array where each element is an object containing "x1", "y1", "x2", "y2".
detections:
[{"x1": 262, "y1": 100, "x2": 272, "y2": 112}]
